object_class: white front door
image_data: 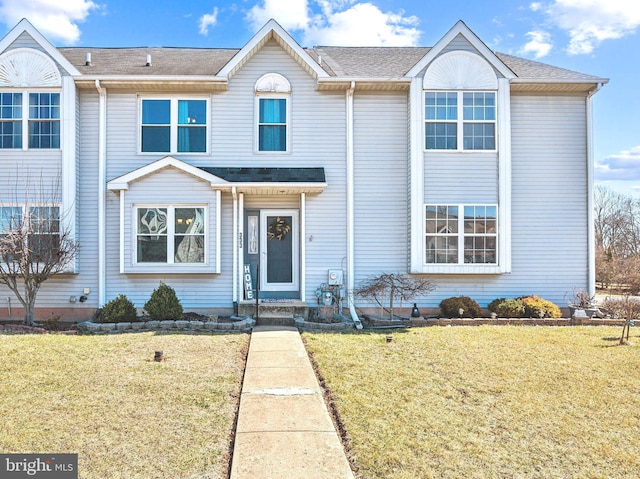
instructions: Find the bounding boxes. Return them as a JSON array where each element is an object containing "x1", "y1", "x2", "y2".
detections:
[{"x1": 260, "y1": 209, "x2": 299, "y2": 292}]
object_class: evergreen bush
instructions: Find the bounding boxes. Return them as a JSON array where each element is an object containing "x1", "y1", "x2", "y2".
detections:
[
  {"x1": 521, "y1": 295, "x2": 561, "y2": 318},
  {"x1": 101, "y1": 294, "x2": 137, "y2": 323},
  {"x1": 488, "y1": 296, "x2": 561, "y2": 318},
  {"x1": 144, "y1": 282, "x2": 183, "y2": 320},
  {"x1": 439, "y1": 296, "x2": 483, "y2": 318}
]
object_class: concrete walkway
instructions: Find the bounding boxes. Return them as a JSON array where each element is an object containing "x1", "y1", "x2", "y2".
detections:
[{"x1": 230, "y1": 325, "x2": 355, "y2": 479}]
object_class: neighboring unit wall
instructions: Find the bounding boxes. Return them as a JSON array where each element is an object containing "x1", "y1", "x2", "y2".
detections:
[
  {"x1": 416, "y1": 93, "x2": 589, "y2": 307},
  {"x1": 353, "y1": 92, "x2": 409, "y2": 285}
]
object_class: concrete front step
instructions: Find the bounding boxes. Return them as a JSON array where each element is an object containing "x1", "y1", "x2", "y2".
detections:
[
  {"x1": 238, "y1": 300, "x2": 309, "y2": 323},
  {"x1": 256, "y1": 312, "x2": 295, "y2": 326}
]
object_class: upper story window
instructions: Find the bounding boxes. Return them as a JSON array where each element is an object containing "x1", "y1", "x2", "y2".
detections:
[
  {"x1": 423, "y1": 51, "x2": 499, "y2": 152},
  {"x1": 0, "y1": 91, "x2": 60, "y2": 149},
  {"x1": 140, "y1": 98, "x2": 207, "y2": 154},
  {"x1": 425, "y1": 91, "x2": 495, "y2": 150},
  {"x1": 255, "y1": 73, "x2": 290, "y2": 153},
  {"x1": 425, "y1": 204, "x2": 497, "y2": 265}
]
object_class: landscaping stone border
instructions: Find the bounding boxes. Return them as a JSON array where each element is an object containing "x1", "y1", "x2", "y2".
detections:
[{"x1": 78, "y1": 316, "x2": 256, "y2": 334}]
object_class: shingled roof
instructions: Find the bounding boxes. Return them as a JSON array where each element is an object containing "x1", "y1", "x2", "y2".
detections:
[{"x1": 57, "y1": 44, "x2": 604, "y2": 83}]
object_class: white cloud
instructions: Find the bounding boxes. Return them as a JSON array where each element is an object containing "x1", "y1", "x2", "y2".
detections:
[
  {"x1": 199, "y1": 7, "x2": 219, "y2": 36},
  {"x1": 246, "y1": 0, "x2": 421, "y2": 46},
  {"x1": 543, "y1": 0, "x2": 640, "y2": 54},
  {"x1": 595, "y1": 146, "x2": 640, "y2": 181},
  {"x1": 529, "y1": 2, "x2": 542, "y2": 12},
  {"x1": 247, "y1": 0, "x2": 310, "y2": 32},
  {"x1": 520, "y1": 30, "x2": 553, "y2": 58},
  {"x1": 304, "y1": 2, "x2": 420, "y2": 46},
  {"x1": 0, "y1": 0, "x2": 98, "y2": 45}
]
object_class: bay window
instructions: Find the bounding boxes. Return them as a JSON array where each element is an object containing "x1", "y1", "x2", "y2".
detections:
[
  {"x1": 425, "y1": 204, "x2": 497, "y2": 265},
  {"x1": 136, "y1": 206, "x2": 205, "y2": 264}
]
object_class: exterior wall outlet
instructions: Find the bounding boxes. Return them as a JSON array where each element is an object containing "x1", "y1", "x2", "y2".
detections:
[{"x1": 83, "y1": 288, "x2": 91, "y2": 295}]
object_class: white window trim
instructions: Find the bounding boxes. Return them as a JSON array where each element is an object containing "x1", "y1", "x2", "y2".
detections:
[
  {"x1": 254, "y1": 93, "x2": 290, "y2": 154},
  {"x1": 0, "y1": 88, "x2": 61, "y2": 151},
  {"x1": 422, "y1": 203, "x2": 503, "y2": 274},
  {"x1": 424, "y1": 90, "x2": 497, "y2": 152},
  {"x1": 132, "y1": 204, "x2": 209, "y2": 270},
  {"x1": 138, "y1": 95, "x2": 210, "y2": 155}
]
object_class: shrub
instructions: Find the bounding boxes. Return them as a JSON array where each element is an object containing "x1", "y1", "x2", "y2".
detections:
[
  {"x1": 439, "y1": 296, "x2": 482, "y2": 318},
  {"x1": 489, "y1": 298, "x2": 525, "y2": 318},
  {"x1": 488, "y1": 296, "x2": 561, "y2": 318},
  {"x1": 521, "y1": 295, "x2": 561, "y2": 318},
  {"x1": 101, "y1": 294, "x2": 137, "y2": 323},
  {"x1": 144, "y1": 282, "x2": 183, "y2": 320}
]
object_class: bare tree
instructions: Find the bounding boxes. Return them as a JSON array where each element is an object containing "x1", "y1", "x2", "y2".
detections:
[
  {"x1": 594, "y1": 186, "x2": 640, "y2": 293},
  {"x1": 0, "y1": 173, "x2": 78, "y2": 325},
  {"x1": 355, "y1": 273, "x2": 435, "y2": 320}
]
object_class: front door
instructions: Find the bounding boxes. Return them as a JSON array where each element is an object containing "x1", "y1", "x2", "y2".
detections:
[
  {"x1": 243, "y1": 209, "x2": 299, "y2": 298},
  {"x1": 260, "y1": 209, "x2": 299, "y2": 292}
]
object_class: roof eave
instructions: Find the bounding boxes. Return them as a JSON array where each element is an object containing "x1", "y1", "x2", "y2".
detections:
[
  {"x1": 510, "y1": 78, "x2": 608, "y2": 93},
  {"x1": 75, "y1": 75, "x2": 228, "y2": 91},
  {"x1": 317, "y1": 77, "x2": 411, "y2": 91}
]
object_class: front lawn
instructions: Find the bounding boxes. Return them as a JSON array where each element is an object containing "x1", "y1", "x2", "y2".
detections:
[
  {"x1": 304, "y1": 326, "x2": 640, "y2": 479},
  {"x1": 0, "y1": 332, "x2": 248, "y2": 479}
]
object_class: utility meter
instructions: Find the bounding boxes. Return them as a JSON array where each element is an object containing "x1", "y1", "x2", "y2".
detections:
[{"x1": 328, "y1": 269, "x2": 343, "y2": 285}]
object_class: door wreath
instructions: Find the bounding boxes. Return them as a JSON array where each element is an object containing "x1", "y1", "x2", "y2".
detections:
[{"x1": 267, "y1": 216, "x2": 291, "y2": 240}]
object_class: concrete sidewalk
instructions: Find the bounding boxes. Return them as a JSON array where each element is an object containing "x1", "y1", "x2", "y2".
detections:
[{"x1": 230, "y1": 325, "x2": 355, "y2": 479}]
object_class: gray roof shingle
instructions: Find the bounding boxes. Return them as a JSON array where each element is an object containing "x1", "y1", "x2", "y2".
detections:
[
  {"x1": 57, "y1": 44, "x2": 604, "y2": 83},
  {"x1": 200, "y1": 167, "x2": 326, "y2": 183}
]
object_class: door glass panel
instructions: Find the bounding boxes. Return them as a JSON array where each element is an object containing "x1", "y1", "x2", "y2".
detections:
[{"x1": 266, "y1": 215, "x2": 293, "y2": 283}]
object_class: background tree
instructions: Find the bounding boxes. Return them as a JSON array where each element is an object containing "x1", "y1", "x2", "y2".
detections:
[
  {"x1": 594, "y1": 186, "x2": 640, "y2": 293},
  {"x1": 0, "y1": 174, "x2": 78, "y2": 325}
]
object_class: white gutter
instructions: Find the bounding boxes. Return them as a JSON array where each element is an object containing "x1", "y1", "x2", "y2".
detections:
[
  {"x1": 346, "y1": 81, "x2": 362, "y2": 329},
  {"x1": 586, "y1": 82, "x2": 604, "y2": 298},
  {"x1": 95, "y1": 80, "x2": 107, "y2": 307}
]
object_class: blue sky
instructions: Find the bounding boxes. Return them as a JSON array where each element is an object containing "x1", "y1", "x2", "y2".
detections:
[{"x1": 1, "y1": 0, "x2": 639, "y2": 196}]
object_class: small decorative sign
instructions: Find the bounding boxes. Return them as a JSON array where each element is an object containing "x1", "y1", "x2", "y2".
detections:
[{"x1": 243, "y1": 264, "x2": 254, "y2": 300}]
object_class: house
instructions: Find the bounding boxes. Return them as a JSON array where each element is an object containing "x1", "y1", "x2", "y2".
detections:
[{"x1": 0, "y1": 18, "x2": 607, "y2": 321}]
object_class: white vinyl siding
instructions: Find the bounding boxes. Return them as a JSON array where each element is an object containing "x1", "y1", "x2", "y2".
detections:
[{"x1": 353, "y1": 92, "x2": 409, "y2": 282}]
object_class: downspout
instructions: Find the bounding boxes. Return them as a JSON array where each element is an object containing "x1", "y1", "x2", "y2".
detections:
[
  {"x1": 346, "y1": 81, "x2": 362, "y2": 329},
  {"x1": 586, "y1": 82, "x2": 604, "y2": 298},
  {"x1": 232, "y1": 186, "x2": 238, "y2": 305},
  {"x1": 95, "y1": 80, "x2": 107, "y2": 307}
]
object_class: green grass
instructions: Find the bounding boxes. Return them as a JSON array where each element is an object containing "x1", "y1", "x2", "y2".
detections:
[
  {"x1": 0, "y1": 332, "x2": 249, "y2": 479},
  {"x1": 304, "y1": 326, "x2": 640, "y2": 479}
]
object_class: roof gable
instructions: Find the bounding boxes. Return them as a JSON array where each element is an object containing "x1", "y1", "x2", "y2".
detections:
[
  {"x1": 406, "y1": 20, "x2": 515, "y2": 80},
  {"x1": 107, "y1": 156, "x2": 229, "y2": 191},
  {"x1": 218, "y1": 19, "x2": 328, "y2": 80},
  {"x1": 0, "y1": 18, "x2": 80, "y2": 76}
]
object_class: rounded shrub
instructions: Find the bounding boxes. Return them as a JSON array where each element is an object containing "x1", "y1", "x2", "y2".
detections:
[
  {"x1": 101, "y1": 294, "x2": 137, "y2": 323},
  {"x1": 521, "y1": 295, "x2": 561, "y2": 318},
  {"x1": 489, "y1": 298, "x2": 525, "y2": 318},
  {"x1": 144, "y1": 282, "x2": 183, "y2": 320},
  {"x1": 439, "y1": 296, "x2": 483, "y2": 318}
]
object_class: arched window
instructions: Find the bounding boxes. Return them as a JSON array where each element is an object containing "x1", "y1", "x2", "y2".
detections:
[
  {"x1": 255, "y1": 73, "x2": 290, "y2": 153},
  {"x1": 423, "y1": 52, "x2": 498, "y2": 151}
]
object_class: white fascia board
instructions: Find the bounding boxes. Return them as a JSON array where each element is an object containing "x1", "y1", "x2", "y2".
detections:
[
  {"x1": 0, "y1": 18, "x2": 81, "y2": 76},
  {"x1": 406, "y1": 20, "x2": 515, "y2": 80},
  {"x1": 106, "y1": 156, "x2": 229, "y2": 191},
  {"x1": 218, "y1": 19, "x2": 328, "y2": 79}
]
